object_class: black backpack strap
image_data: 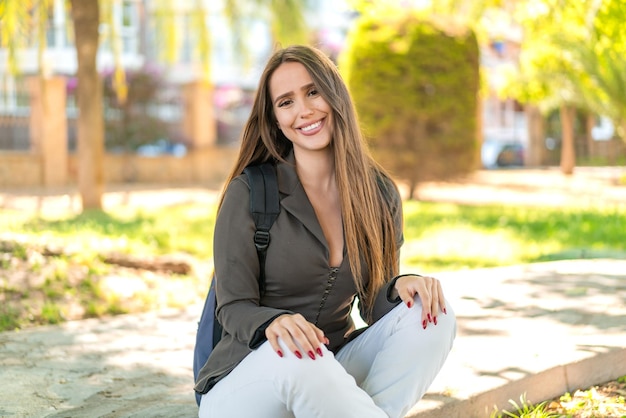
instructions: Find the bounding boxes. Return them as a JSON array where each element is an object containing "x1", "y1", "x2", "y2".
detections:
[{"x1": 244, "y1": 163, "x2": 280, "y2": 294}]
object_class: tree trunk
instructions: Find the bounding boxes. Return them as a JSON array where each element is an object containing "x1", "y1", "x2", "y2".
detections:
[
  {"x1": 71, "y1": 0, "x2": 104, "y2": 210},
  {"x1": 560, "y1": 104, "x2": 576, "y2": 175},
  {"x1": 526, "y1": 105, "x2": 545, "y2": 167},
  {"x1": 585, "y1": 113, "x2": 595, "y2": 158}
]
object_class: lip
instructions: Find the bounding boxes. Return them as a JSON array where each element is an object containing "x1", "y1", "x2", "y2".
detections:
[{"x1": 296, "y1": 118, "x2": 324, "y2": 135}]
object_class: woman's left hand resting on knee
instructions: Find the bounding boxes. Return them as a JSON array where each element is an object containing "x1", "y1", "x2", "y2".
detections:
[
  {"x1": 393, "y1": 275, "x2": 447, "y2": 329},
  {"x1": 265, "y1": 313, "x2": 330, "y2": 359}
]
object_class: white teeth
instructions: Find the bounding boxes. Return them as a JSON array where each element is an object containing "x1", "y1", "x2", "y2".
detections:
[{"x1": 301, "y1": 121, "x2": 321, "y2": 132}]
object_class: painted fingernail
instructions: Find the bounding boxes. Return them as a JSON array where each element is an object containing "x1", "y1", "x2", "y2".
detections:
[
  {"x1": 422, "y1": 320, "x2": 427, "y2": 329},
  {"x1": 443, "y1": 308, "x2": 447, "y2": 315},
  {"x1": 308, "y1": 351, "x2": 316, "y2": 360},
  {"x1": 295, "y1": 351, "x2": 302, "y2": 359},
  {"x1": 427, "y1": 313, "x2": 432, "y2": 323},
  {"x1": 316, "y1": 347, "x2": 323, "y2": 357},
  {"x1": 434, "y1": 316, "x2": 438, "y2": 325},
  {"x1": 277, "y1": 350, "x2": 283, "y2": 358},
  {"x1": 407, "y1": 300, "x2": 413, "y2": 308}
]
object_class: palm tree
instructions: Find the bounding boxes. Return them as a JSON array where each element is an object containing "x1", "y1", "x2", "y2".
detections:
[{"x1": 500, "y1": 0, "x2": 626, "y2": 173}]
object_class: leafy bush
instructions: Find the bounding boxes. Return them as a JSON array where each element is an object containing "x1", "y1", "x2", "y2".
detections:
[
  {"x1": 340, "y1": 12, "x2": 480, "y2": 198},
  {"x1": 102, "y1": 67, "x2": 168, "y2": 152}
]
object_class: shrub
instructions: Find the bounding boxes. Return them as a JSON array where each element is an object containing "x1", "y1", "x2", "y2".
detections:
[
  {"x1": 102, "y1": 67, "x2": 168, "y2": 152},
  {"x1": 340, "y1": 12, "x2": 480, "y2": 198}
]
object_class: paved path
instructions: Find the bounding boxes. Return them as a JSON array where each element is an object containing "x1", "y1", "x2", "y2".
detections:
[
  {"x1": 1, "y1": 259, "x2": 625, "y2": 418},
  {"x1": 406, "y1": 259, "x2": 626, "y2": 418}
]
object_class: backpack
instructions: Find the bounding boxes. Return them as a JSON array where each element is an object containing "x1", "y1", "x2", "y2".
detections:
[{"x1": 193, "y1": 162, "x2": 280, "y2": 406}]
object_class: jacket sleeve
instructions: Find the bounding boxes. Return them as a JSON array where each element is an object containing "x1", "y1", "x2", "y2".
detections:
[
  {"x1": 367, "y1": 175, "x2": 405, "y2": 323},
  {"x1": 213, "y1": 176, "x2": 291, "y2": 348}
]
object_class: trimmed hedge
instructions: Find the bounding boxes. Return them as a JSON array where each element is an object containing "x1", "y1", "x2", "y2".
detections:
[{"x1": 340, "y1": 13, "x2": 480, "y2": 198}]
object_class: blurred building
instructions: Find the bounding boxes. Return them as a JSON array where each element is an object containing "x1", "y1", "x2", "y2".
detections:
[
  {"x1": 0, "y1": 0, "x2": 352, "y2": 151},
  {"x1": 479, "y1": 4, "x2": 528, "y2": 168}
]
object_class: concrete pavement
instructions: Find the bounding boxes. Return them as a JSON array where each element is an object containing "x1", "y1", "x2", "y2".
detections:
[
  {"x1": 406, "y1": 258, "x2": 626, "y2": 418},
  {"x1": 1, "y1": 258, "x2": 625, "y2": 418}
]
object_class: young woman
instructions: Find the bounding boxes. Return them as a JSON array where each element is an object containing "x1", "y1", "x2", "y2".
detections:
[{"x1": 194, "y1": 45, "x2": 456, "y2": 418}]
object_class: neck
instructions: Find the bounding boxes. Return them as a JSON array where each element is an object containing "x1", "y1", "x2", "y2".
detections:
[{"x1": 294, "y1": 148, "x2": 335, "y2": 191}]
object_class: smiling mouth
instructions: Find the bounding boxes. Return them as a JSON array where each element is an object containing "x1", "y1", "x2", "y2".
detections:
[{"x1": 300, "y1": 120, "x2": 322, "y2": 133}]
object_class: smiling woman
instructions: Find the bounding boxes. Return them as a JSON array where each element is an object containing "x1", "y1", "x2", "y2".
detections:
[
  {"x1": 194, "y1": 45, "x2": 456, "y2": 418},
  {"x1": 270, "y1": 62, "x2": 334, "y2": 154}
]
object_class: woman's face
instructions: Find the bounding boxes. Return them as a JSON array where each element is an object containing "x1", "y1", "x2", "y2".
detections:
[{"x1": 269, "y1": 62, "x2": 334, "y2": 154}]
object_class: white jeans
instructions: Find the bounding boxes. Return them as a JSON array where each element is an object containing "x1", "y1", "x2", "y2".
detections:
[{"x1": 199, "y1": 298, "x2": 456, "y2": 418}]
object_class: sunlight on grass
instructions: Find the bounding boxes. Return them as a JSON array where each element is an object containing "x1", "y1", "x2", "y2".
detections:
[
  {"x1": 402, "y1": 225, "x2": 530, "y2": 271},
  {"x1": 2, "y1": 196, "x2": 625, "y2": 330},
  {"x1": 1, "y1": 198, "x2": 625, "y2": 274},
  {"x1": 0, "y1": 203, "x2": 216, "y2": 258},
  {"x1": 400, "y1": 200, "x2": 626, "y2": 272}
]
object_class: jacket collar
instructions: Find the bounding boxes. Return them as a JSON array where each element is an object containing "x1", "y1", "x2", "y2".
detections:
[{"x1": 276, "y1": 151, "x2": 328, "y2": 250}]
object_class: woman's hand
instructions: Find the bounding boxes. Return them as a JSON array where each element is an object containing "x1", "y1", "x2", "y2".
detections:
[
  {"x1": 265, "y1": 313, "x2": 329, "y2": 359},
  {"x1": 395, "y1": 274, "x2": 447, "y2": 329}
]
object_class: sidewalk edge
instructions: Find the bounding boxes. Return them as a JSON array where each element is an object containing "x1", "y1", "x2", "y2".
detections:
[{"x1": 407, "y1": 347, "x2": 626, "y2": 418}]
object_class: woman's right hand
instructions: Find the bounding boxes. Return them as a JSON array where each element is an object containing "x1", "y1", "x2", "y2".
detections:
[{"x1": 265, "y1": 313, "x2": 329, "y2": 360}]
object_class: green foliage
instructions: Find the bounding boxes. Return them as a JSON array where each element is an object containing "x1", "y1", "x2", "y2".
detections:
[
  {"x1": 554, "y1": 378, "x2": 626, "y2": 416},
  {"x1": 0, "y1": 304, "x2": 20, "y2": 331},
  {"x1": 101, "y1": 68, "x2": 168, "y2": 152},
  {"x1": 0, "y1": 0, "x2": 51, "y2": 76},
  {"x1": 151, "y1": 0, "x2": 310, "y2": 79},
  {"x1": 340, "y1": 12, "x2": 480, "y2": 196},
  {"x1": 490, "y1": 394, "x2": 556, "y2": 418},
  {"x1": 503, "y1": 0, "x2": 626, "y2": 141},
  {"x1": 40, "y1": 302, "x2": 63, "y2": 325}
]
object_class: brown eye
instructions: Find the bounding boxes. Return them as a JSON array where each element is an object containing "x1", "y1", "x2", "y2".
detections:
[{"x1": 278, "y1": 99, "x2": 293, "y2": 107}]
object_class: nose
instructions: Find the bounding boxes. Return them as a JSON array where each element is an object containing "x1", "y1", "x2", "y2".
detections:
[{"x1": 298, "y1": 101, "x2": 314, "y2": 117}]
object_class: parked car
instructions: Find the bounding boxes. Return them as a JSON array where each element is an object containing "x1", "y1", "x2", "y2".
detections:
[
  {"x1": 481, "y1": 139, "x2": 525, "y2": 168},
  {"x1": 496, "y1": 143, "x2": 525, "y2": 167}
]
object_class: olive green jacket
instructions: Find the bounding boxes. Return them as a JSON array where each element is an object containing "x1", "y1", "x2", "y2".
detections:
[{"x1": 194, "y1": 153, "x2": 404, "y2": 395}]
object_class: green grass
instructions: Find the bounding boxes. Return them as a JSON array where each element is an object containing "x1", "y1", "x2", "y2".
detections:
[
  {"x1": 490, "y1": 394, "x2": 556, "y2": 418},
  {"x1": 1, "y1": 201, "x2": 625, "y2": 273},
  {"x1": 0, "y1": 204, "x2": 217, "y2": 259},
  {"x1": 0, "y1": 203, "x2": 214, "y2": 331},
  {"x1": 402, "y1": 201, "x2": 626, "y2": 271},
  {"x1": 0, "y1": 199, "x2": 624, "y2": 331},
  {"x1": 491, "y1": 376, "x2": 626, "y2": 417}
]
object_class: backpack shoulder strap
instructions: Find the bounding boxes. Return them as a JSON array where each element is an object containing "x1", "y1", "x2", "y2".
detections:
[{"x1": 243, "y1": 162, "x2": 280, "y2": 294}]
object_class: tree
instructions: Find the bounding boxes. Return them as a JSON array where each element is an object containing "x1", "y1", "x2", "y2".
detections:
[
  {"x1": 499, "y1": 0, "x2": 626, "y2": 174},
  {"x1": 70, "y1": 0, "x2": 105, "y2": 209},
  {"x1": 561, "y1": 0, "x2": 626, "y2": 140},
  {"x1": 340, "y1": 9, "x2": 480, "y2": 199}
]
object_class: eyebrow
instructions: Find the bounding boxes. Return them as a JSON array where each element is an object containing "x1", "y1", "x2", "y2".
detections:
[{"x1": 273, "y1": 83, "x2": 316, "y2": 106}]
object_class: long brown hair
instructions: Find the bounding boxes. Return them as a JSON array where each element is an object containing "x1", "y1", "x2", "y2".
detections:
[{"x1": 220, "y1": 45, "x2": 399, "y2": 319}]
